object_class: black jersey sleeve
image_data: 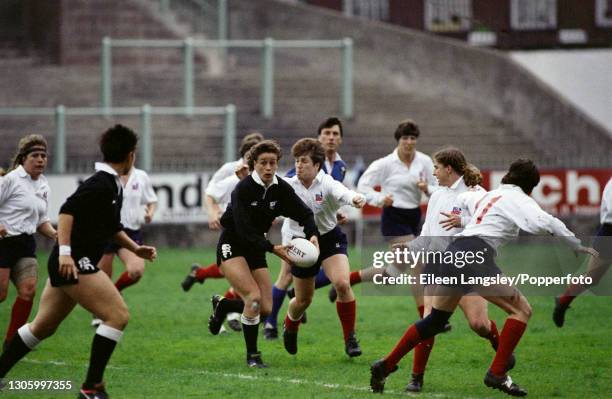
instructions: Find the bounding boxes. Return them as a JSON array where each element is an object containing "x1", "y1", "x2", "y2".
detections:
[
  {"x1": 230, "y1": 184, "x2": 275, "y2": 252},
  {"x1": 280, "y1": 182, "x2": 319, "y2": 239}
]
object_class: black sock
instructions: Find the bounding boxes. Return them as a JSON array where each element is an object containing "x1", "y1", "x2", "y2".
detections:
[
  {"x1": 0, "y1": 334, "x2": 32, "y2": 378},
  {"x1": 219, "y1": 298, "x2": 244, "y2": 316},
  {"x1": 83, "y1": 334, "x2": 118, "y2": 388},
  {"x1": 241, "y1": 314, "x2": 260, "y2": 354}
]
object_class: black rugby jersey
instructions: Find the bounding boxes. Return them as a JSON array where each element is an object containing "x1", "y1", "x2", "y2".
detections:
[{"x1": 221, "y1": 173, "x2": 318, "y2": 252}]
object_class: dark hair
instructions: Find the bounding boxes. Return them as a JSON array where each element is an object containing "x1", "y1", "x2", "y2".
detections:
[
  {"x1": 463, "y1": 163, "x2": 483, "y2": 187},
  {"x1": 239, "y1": 133, "x2": 264, "y2": 158},
  {"x1": 99, "y1": 124, "x2": 138, "y2": 163},
  {"x1": 246, "y1": 140, "x2": 282, "y2": 171},
  {"x1": 291, "y1": 138, "x2": 325, "y2": 170},
  {"x1": 433, "y1": 147, "x2": 466, "y2": 176},
  {"x1": 501, "y1": 159, "x2": 540, "y2": 194},
  {"x1": 12, "y1": 134, "x2": 47, "y2": 169},
  {"x1": 394, "y1": 119, "x2": 420, "y2": 141},
  {"x1": 318, "y1": 117, "x2": 343, "y2": 137}
]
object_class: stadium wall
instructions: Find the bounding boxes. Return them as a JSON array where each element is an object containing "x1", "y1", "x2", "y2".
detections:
[{"x1": 229, "y1": 0, "x2": 612, "y2": 166}]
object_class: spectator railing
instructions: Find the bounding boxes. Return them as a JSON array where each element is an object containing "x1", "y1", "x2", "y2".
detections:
[
  {"x1": 101, "y1": 37, "x2": 354, "y2": 118},
  {"x1": 0, "y1": 105, "x2": 236, "y2": 173}
]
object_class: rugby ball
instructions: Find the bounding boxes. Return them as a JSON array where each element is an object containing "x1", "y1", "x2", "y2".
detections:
[{"x1": 287, "y1": 238, "x2": 320, "y2": 268}]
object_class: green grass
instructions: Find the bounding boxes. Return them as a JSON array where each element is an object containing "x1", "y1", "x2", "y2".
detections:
[{"x1": 1, "y1": 247, "x2": 610, "y2": 398}]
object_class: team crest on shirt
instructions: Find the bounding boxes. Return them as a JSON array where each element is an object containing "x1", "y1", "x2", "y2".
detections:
[
  {"x1": 315, "y1": 193, "x2": 324, "y2": 204},
  {"x1": 451, "y1": 207, "x2": 462, "y2": 215},
  {"x1": 269, "y1": 201, "x2": 277, "y2": 210},
  {"x1": 132, "y1": 183, "x2": 139, "y2": 190}
]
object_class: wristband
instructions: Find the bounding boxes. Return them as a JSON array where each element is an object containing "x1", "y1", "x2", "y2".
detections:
[{"x1": 59, "y1": 245, "x2": 71, "y2": 256}]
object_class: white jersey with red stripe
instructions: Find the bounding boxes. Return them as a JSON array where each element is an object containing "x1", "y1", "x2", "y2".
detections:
[{"x1": 456, "y1": 184, "x2": 581, "y2": 251}]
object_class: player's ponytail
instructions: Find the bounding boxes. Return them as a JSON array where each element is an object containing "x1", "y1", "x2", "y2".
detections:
[{"x1": 463, "y1": 163, "x2": 483, "y2": 187}]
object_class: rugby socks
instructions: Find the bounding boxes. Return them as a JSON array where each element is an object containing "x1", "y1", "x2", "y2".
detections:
[
  {"x1": 489, "y1": 318, "x2": 526, "y2": 377},
  {"x1": 349, "y1": 271, "x2": 362, "y2": 285},
  {"x1": 412, "y1": 305, "x2": 434, "y2": 375},
  {"x1": 265, "y1": 286, "x2": 286, "y2": 328},
  {"x1": 195, "y1": 263, "x2": 223, "y2": 282},
  {"x1": 241, "y1": 314, "x2": 260, "y2": 354},
  {"x1": 0, "y1": 324, "x2": 39, "y2": 378},
  {"x1": 336, "y1": 300, "x2": 356, "y2": 342},
  {"x1": 284, "y1": 313, "x2": 301, "y2": 332},
  {"x1": 486, "y1": 319, "x2": 500, "y2": 350},
  {"x1": 5, "y1": 297, "x2": 34, "y2": 344},
  {"x1": 115, "y1": 272, "x2": 138, "y2": 291},
  {"x1": 559, "y1": 283, "x2": 586, "y2": 306},
  {"x1": 384, "y1": 324, "x2": 421, "y2": 373},
  {"x1": 314, "y1": 269, "x2": 331, "y2": 289},
  {"x1": 84, "y1": 324, "x2": 123, "y2": 389}
]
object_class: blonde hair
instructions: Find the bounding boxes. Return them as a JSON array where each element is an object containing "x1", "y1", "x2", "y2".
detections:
[{"x1": 11, "y1": 134, "x2": 48, "y2": 169}]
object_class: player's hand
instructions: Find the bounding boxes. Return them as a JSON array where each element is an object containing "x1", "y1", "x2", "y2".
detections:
[
  {"x1": 135, "y1": 245, "x2": 157, "y2": 261},
  {"x1": 235, "y1": 164, "x2": 249, "y2": 180},
  {"x1": 352, "y1": 195, "x2": 366, "y2": 208},
  {"x1": 574, "y1": 246, "x2": 599, "y2": 258},
  {"x1": 208, "y1": 210, "x2": 223, "y2": 230},
  {"x1": 439, "y1": 212, "x2": 461, "y2": 230},
  {"x1": 382, "y1": 194, "x2": 394, "y2": 208},
  {"x1": 59, "y1": 255, "x2": 78, "y2": 280},
  {"x1": 416, "y1": 179, "x2": 428, "y2": 194},
  {"x1": 0, "y1": 224, "x2": 7, "y2": 238},
  {"x1": 144, "y1": 212, "x2": 153, "y2": 224},
  {"x1": 309, "y1": 235, "x2": 320, "y2": 251},
  {"x1": 336, "y1": 212, "x2": 348, "y2": 225},
  {"x1": 273, "y1": 244, "x2": 293, "y2": 264}
]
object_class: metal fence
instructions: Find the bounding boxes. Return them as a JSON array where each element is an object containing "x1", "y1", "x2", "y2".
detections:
[{"x1": 0, "y1": 105, "x2": 236, "y2": 173}]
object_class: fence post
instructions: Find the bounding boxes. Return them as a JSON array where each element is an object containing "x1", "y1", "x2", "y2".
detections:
[
  {"x1": 341, "y1": 37, "x2": 354, "y2": 119},
  {"x1": 224, "y1": 104, "x2": 236, "y2": 163},
  {"x1": 261, "y1": 38, "x2": 274, "y2": 118},
  {"x1": 140, "y1": 104, "x2": 153, "y2": 171},
  {"x1": 54, "y1": 105, "x2": 66, "y2": 174},
  {"x1": 343, "y1": 0, "x2": 354, "y2": 17},
  {"x1": 183, "y1": 37, "x2": 195, "y2": 115},
  {"x1": 218, "y1": 0, "x2": 228, "y2": 62},
  {"x1": 101, "y1": 37, "x2": 112, "y2": 116}
]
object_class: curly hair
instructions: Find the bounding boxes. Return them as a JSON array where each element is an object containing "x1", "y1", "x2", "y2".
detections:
[
  {"x1": 291, "y1": 138, "x2": 325, "y2": 169},
  {"x1": 246, "y1": 140, "x2": 282, "y2": 171}
]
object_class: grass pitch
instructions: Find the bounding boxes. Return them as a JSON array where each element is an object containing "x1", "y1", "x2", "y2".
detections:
[{"x1": 1, "y1": 247, "x2": 610, "y2": 398}]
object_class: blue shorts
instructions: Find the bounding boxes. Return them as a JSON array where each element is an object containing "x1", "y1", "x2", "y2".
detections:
[
  {"x1": 103, "y1": 229, "x2": 143, "y2": 254},
  {"x1": 216, "y1": 229, "x2": 268, "y2": 270},
  {"x1": 593, "y1": 223, "x2": 612, "y2": 261},
  {"x1": 291, "y1": 226, "x2": 348, "y2": 279},
  {"x1": 429, "y1": 237, "x2": 502, "y2": 294},
  {"x1": 0, "y1": 234, "x2": 36, "y2": 268},
  {"x1": 381, "y1": 206, "x2": 421, "y2": 239}
]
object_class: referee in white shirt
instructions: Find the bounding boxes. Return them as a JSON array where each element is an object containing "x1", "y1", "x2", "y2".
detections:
[
  {"x1": 0, "y1": 135, "x2": 57, "y2": 350},
  {"x1": 351, "y1": 119, "x2": 437, "y2": 286}
]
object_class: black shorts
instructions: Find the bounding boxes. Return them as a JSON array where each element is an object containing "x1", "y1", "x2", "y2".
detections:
[
  {"x1": 381, "y1": 206, "x2": 421, "y2": 240},
  {"x1": 593, "y1": 223, "x2": 612, "y2": 261},
  {"x1": 429, "y1": 236, "x2": 502, "y2": 294},
  {"x1": 0, "y1": 234, "x2": 36, "y2": 268},
  {"x1": 48, "y1": 244, "x2": 102, "y2": 287},
  {"x1": 103, "y1": 228, "x2": 143, "y2": 254},
  {"x1": 291, "y1": 226, "x2": 348, "y2": 279},
  {"x1": 216, "y1": 229, "x2": 268, "y2": 270}
]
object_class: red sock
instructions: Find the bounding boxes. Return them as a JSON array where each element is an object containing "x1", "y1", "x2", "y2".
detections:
[
  {"x1": 487, "y1": 319, "x2": 500, "y2": 350},
  {"x1": 559, "y1": 283, "x2": 586, "y2": 306},
  {"x1": 412, "y1": 336, "x2": 435, "y2": 374},
  {"x1": 284, "y1": 314, "x2": 301, "y2": 332},
  {"x1": 224, "y1": 289, "x2": 237, "y2": 300},
  {"x1": 336, "y1": 300, "x2": 356, "y2": 342},
  {"x1": 417, "y1": 305, "x2": 425, "y2": 318},
  {"x1": 115, "y1": 272, "x2": 138, "y2": 291},
  {"x1": 349, "y1": 271, "x2": 362, "y2": 285},
  {"x1": 195, "y1": 263, "x2": 223, "y2": 281},
  {"x1": 490, "y1": 319, "x2": 527, "y2": 376},
  {"x1": 5, "y1": 297, "x2": 34, "y2": 343},
  {"x1": 384, "y1": 324, "x2": 421, "y2": 373}
]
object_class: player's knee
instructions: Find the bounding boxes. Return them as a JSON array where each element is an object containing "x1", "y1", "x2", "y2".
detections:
[
  {"x1": 333, "y1": 280, "x2": 351, "y2": 298},
  {"x1": 415, "y1": 308, "x2": 453, "y2": 339},
  {"x1": 295, "y1": 295, "x2": 312, "y2": 310},
  {"x1": 468, "y1": 318, "x2": 490, "y2": 337},
  {"x1": 248, "y1": 298, "x2": 261, "y2": 314},
  {"x1": 107, "y1": 304, "x2": 130, "y2": 329},
  {"x1": 17, "y1": 283, "x2": 36, "y2": 302}
]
